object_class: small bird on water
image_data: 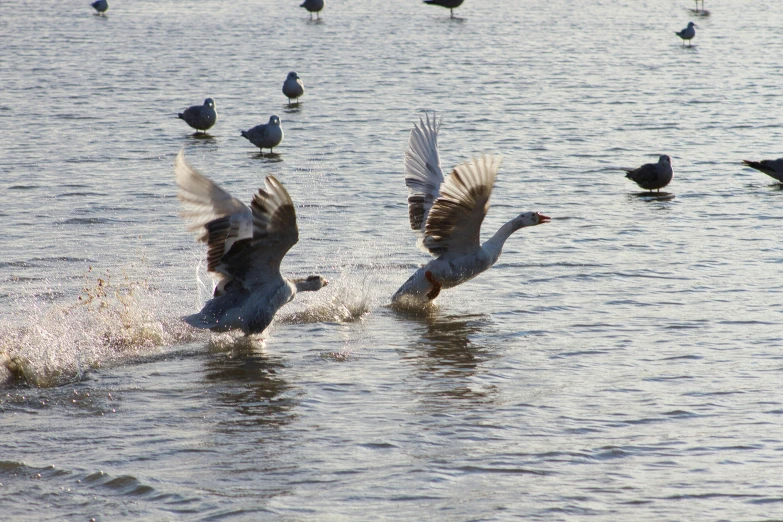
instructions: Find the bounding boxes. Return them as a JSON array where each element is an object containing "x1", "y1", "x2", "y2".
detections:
[
  {"x1": 423, "y1": 0, "x2": 464, "y2": 19},
  {"x1": 622, "y1": 155, "x2": 673, "y2": 192},
  {"x1": 282, "y1": 72, "x2": 305, "y2": 105},
  {"x1": 174, "y1": 151, "x2": 328, "y2": 336},
  {"x1": 300, "y1": 0, "x2": 324, "y2": 20},
  {"x1": 90, "y1": 0, "x2": 108, "y2": 14},
  {"x1": 742, "y1": 158, "x2": 783, "y2": 183},
  {"x1": 178, "y1": 98, "x2": 218, "y2": 134},
  {"x1": 241, "y1": 115, "x2": 284, "y2": 154},
  {"x1": 676, "y1": 22, "x2": 697, "y2": 46}
]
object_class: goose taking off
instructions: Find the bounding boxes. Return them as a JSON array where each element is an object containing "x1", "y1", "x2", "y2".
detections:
[
  {"x1": 676, "y1": 22, "x2": 697, "y2": 46},
  {"x1": 178, "y1": 98, "x2": 218, "y2": 133},
  {"x1": 282, "y1": 72, "x2": 305, "y2": 105},
  {"x1": 391, "y1": 114, "x2": 550, "y2": 307},
  {"x1": 622, "y1": 155, "x2": 673, "y2": 192},
  {"x1": 300, "y1": 0, "x2": 324, "y2": 20},
  {"x1": 174, "y1": 151, "x2": 327, "y2": 335},
  {"x1": 742, "y1": 158, "x2": 783, "y2": 183},
  {"x1": 423, "y1": 0, "x2": 464, "y2": 18}
]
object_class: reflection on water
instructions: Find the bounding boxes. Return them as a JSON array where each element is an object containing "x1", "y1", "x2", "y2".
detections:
[
  {"x1": 187, "y1": 132, "x2": 216, "y2": 142},
  {"x1": 628, "y1": 191, "x2": 676, "y2": 202},
  {"x1": 203, "y1": 342, "x2": 297, "y2": 429},
  {"x1": 396, "y1": 308, "x2": 498, "y2": 405},
  {"x1": 249, "y1": 152, "x2": 284, "y2": 162}
]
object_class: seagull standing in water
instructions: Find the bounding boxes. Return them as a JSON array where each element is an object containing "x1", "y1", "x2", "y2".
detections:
[
  {"x1": 622, "y1": 155, "x2": 673, "y2": 192},
  {"x1": 300, "y1": 0, "x2": 324, "y2": 20},
  {"x1": 91, "y1": 0, "x2": 108, "y2": 14},
  {"x1": 742, "y1": 158, "x2": 783, "y2": 183},
  {"x1": 676, "y1": 22, "x2": 697, "y2": 46},
  {"x1": 174, "y1": 151, "x2": 327, "y2": 336},
  {"x1": 178, "y1": 98, "x2": 218, "y2": 134},
  {"x1": 423, "y1": 0, "x2": 464, "y2": 18},
  {"x1": 241, "y1": 115, "x2": 284, "y2": 153},
  {"x1": 282, "y1": 72, "x2": 305, "y2": 105},
  {"x1": 391, "y1": 114, "x2": 550, "y2": 307}
]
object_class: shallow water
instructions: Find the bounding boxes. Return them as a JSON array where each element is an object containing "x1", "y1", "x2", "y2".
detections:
[{"x1": 2, "y1": 0, "x2": 783, "y2": 519}]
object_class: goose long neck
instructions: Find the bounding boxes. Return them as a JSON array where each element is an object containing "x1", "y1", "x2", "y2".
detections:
[{"x1": 482, "y1": 220, "x2": 518, "y2": 264}]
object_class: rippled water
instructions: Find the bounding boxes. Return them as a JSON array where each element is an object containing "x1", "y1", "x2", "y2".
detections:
[{"x1": 2, "y1": 0, "x2": 783, "y2": 519}]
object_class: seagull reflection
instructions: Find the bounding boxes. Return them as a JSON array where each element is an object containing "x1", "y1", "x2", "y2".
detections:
[
  {"x1": 187, "y1": 132, "x2": 216, "y2": 142},
  {"x1": 629, "y1": 191, "x2": 675, "y2": 201},
  {"x1": 395, "y1": 308, "x2": 498, "y2": 405},
  {"x1": 202, "y1": 343, "x2": 296, "y2": 428}
]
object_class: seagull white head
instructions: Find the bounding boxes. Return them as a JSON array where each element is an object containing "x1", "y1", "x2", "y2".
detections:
[
  {"x1": 287, "y1": 71, "x2": 300, "y2": 80},
  {"x1": 269, "y1": 115, "x2": 281, "y2": 126},
  {"x1": 658, "y1": 155, "x2": 671, "y2": 165},
  {"x1": 204, "y1": 98, "x2": 215, "y2": 108},
  {"x1": 687, "y1": 22, "x2": 697, "y2": 28}
]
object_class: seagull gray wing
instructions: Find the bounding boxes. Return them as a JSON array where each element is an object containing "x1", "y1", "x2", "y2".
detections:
[
  {"x1": 423, "y1": 154, "x2": 499, "y2": 257},
  {"x1": 623, "y1": 162, "x2": 659, "y2": 186},
  {"x1": 174, "y1": 150, "x2": 253, "y2": 279},
  {"x1": 404, "y1": 113, "x2": 445, "y2": 238},
  {"x1": 219, "y1": 176, "x2": 299, "y2": 288}
]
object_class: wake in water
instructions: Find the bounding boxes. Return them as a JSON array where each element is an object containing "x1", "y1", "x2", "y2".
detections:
[
  {"x1": 0, "y1": 267, "x2": 198, "y2": 388},
  {"x1": 0, "y1": 254, "x2": 396, "y2": 387}
]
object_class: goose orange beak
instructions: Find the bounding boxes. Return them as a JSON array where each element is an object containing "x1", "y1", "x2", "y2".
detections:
[{"x1": 538, "y1": 213, "x2": 551, "y2": 223}]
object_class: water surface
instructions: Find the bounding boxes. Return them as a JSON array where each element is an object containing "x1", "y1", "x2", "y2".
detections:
[{"x1": 2, "y1": 0, "x2": 783, "y2": 519}]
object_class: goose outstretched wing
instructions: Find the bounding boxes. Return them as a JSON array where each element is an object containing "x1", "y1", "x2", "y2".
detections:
[
  {"x1": 422, "y1": 154, "x2": 499, "y2": 256},
  {"x1": 404, "y1": 113, "x2": 444, "y2": 237},
  {"x1": 175, "y1": 151, "x2": 298, "y2": 294}
]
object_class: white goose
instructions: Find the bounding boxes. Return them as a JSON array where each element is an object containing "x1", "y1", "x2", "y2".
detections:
[
  {"x1": 391, "y1": 115, "x2": 550, "y2": 307},
  {"x1": 174, "y1": 151, "x2": 327, "y2": 335}
]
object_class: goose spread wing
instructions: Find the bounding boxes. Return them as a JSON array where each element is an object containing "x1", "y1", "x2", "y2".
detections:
[
  {"x1": 218, "y1": 175, "x2": 299, "y2": 288},
  {"x1": 423, "y1": 154, "x2": 499, "y2": 256},
  {"x1": 404, "y1": 113, "x2": 444, "y2": 235},
  {"x1": 174, "y1": 150, "x2": 253, "y2": 276}
]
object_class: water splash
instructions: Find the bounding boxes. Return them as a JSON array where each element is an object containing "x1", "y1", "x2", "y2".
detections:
[
  {"x1": 0, "y1": 267, "x2": 198, "y2": 388},
  {"x1": 207, "y1": 333, "x2": 265, "y2": 352},
  {"x1": 279, "y1": 269, "x2": 372, "y2": 325}
]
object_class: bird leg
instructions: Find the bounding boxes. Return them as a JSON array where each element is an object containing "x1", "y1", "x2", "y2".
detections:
[{"x1": 425, "y1": 271, "x2": 442, "y2": 300}]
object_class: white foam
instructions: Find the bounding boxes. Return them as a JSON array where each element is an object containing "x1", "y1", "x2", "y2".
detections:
[
  {"x1": 0, "y1": 268, "x2": 199, "y2": 387},
  {"x1": 278, "y1": 269, "x2": 372, "y2": 325}
]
